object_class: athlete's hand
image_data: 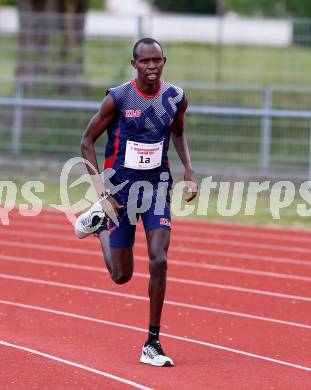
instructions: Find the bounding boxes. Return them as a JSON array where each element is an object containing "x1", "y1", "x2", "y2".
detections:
[
  {"x1": 184, "y1": 170, "x2": 198, "y2": 202},
  {"x1": 99, "y1": 195, "x2": 124, "y2": 224}
]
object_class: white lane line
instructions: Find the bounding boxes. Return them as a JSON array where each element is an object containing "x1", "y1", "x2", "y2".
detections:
[
  {"x1": 198, "y1": 248, "x2": 311, "y2": 266},
  {"x1": 1, "y1": 268, "x2": 310, "y2": 330},
  {"x1": 10, "y1": 207, "x2": 311, "y2": 238},
  {"x1": 1, "y1": 272, "x2": 311, "y2": 321},
  {"x1": 167, "y1": 259, "x2": 311, "y2": 281},
  {"x1": 0, "y1": 258, "x2": 311, "y2": 302},
  {"x1": 181, "y1": 236, "x2": 311, "y2": 254},
  {"x1": 6, "y1": 214, "x2": 311, "y2": 244},
  {"x1": 1, "y1": 238, "x2": 311, "y2": 268},
  {"x1": 1, "y1": 255, "x2": 311, "y2": 306},
  {"x1": 0, "y1": 265, "x2": 311, "y2": 302},
  {"x1": 1, "y1": 253, "x2": 311, "y2": 283},
  {"x1": 170, "y1": 224, "x2": 311, "y2": 244},
  {"x1": 1, "y1": 260, "x2": 310, "y2": 330},
  {"x1": 3, "y1": 226, "x2": 311, "y2": 256},
  {"x1": 0, "y1": 340, "x2": 153, "y2": 390},
  {"x1": 0, "y1": 300, "x2": 310, "y2": 373}
]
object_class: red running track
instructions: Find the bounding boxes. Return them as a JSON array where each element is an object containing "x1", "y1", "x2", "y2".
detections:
[{"x1": 0, "y1": 209, "x2": 311, "y2": 389}]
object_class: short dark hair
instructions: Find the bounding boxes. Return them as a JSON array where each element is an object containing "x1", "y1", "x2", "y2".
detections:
[{"x1": 132, "y1": 37, "x2": 163, "y2": 59}]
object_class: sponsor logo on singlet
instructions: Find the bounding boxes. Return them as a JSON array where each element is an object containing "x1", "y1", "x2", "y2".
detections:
[{"x1": 125, "y1": 109, "x2": 142, "y2": 118}]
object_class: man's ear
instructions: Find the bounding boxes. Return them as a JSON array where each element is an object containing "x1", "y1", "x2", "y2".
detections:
[
  {"x1": 131, "y1": 59, "x2": 136, "y2": 69},
  {"x1": 163, "y1": 56, "x2": 167, "y2": 65}
]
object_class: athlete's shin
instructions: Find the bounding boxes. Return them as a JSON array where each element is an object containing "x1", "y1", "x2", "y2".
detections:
[{"x1": 148, "y1": 254, "x2": 167, "y2": 326}]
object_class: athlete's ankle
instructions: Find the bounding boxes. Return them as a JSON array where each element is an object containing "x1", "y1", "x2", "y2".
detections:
[{"x1": 148, "y1": 324, "x2": 160, "y2": 343}]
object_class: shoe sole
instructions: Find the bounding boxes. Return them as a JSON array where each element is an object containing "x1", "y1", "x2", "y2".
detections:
[{"x1": 140, "y1": 355, "x2": 174, "y2": 367}]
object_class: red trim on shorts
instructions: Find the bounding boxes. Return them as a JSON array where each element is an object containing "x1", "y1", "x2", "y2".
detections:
[
  {"x1": 132, "y1": 79, "x2": 162, "y2": 99},
  {"x1": 109, "y1": 225, "x2": 118, "y2": 234},
  {"x1": 166, "y1": 161, "x2": 171, "y2": 169},
  {"x1": 104, "y1": 127, "x2": 120, "y2": 169}
]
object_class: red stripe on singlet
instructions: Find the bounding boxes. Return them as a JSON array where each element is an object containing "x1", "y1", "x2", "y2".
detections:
[{"x1": 104, "y1": 127, "x2": 120, "y2": 169}]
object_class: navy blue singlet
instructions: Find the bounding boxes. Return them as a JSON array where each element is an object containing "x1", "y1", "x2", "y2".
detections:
[{"x1": 104, "y1": 79, "x2": 185, "y2": 192}]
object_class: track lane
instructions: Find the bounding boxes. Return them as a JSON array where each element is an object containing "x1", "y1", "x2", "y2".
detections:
[
  {"x1": 0, "y1": 344, "x2": 149, "y2": 390},
  {"x1": 4, "y1": 221, "x2": 311, "y2": 269},
  {"x1": 1, "y1": 238, "x2": 311, "y2": 298},
  {"x1": 4, "y1": 223, "x2": 311, "y2": 263},
  {"x1": 5, "y1": 214, "x2": 307, "y2": 389},
  {"x1": 0, "y1": 255, "x2": 310, "y2": 325},
  {"x1": 0, "y1": 295, "x2": 311, "y2": 390},
  {"x1": 6, "y1": 217, "x2": 311, "y2": 252},
  {"x1": 8, "y1": 208, "x2": 311, "y2": 242},
  {"x1": 0, "y1": 270, "x2": 310, "y2": 368},
  {"x1": 2, "y1": 256, "x2": 311, "y2": 331},
  {"x1": 3, "y1": 228, "x2": 311, "y2": 276}
]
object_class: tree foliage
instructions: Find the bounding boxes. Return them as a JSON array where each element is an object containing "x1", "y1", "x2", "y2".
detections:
[
  {"x1": 228, "y1": 0, "x2": 311, "y2": 18},
  {"x1": 153, "y1": 0, "x2": 217, "y2": 15},
  {"x1": 153, "y1": 0, "x2": 311, "y2": 17}
]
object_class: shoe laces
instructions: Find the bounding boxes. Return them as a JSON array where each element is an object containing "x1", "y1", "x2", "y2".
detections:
[
  {"x1": 81, "y1": 212, "x2": 103, "y2": 227},
  {"x1": 145, "y1": 340, "x2": 165, "y2": 358}
]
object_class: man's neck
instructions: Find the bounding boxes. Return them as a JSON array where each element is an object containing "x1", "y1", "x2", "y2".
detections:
[{"x1": 135, "y1": 78, "x2": 161, "y2": 97}]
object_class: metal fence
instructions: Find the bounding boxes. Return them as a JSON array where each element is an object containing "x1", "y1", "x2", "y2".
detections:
[{"x1": 1, "y1": 90, "x2": 311, "y2": 179}]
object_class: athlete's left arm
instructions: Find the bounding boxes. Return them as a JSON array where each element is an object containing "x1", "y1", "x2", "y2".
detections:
[{"x1": 171, "y1": 96, "x2": 198, "y2": 202}]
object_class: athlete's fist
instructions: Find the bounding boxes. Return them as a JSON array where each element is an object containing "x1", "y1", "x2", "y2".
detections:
[
  {"x1": 184, "y1": 169, "x2": 198, "y2": 202},
  {"x1": 99, "y1": 195, "x2": 124, "y2": 224}
]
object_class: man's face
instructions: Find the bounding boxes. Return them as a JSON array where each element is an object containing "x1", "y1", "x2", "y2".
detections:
[{"x1": 131, "y1": 43, "x2": 166, "y2": 85}]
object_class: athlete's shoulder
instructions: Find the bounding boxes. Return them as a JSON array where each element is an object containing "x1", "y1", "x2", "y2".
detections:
[
  {"x1": 106, "y1": 81, "x2": 133, "y2": 110},
  {"x1": 162, "y1": 81, "x2": 184, "y2": 95},
  {"x1": 106, "y1": 80, "x2": 132, "y2": 97}
]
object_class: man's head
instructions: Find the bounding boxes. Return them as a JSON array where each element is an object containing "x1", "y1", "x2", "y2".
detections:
[{"x1": 131, "y1": 38, "x2": 166, "y2": 85}]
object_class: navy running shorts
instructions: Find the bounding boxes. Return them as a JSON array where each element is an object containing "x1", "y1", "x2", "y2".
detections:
[{"x1": 108, "y1": 189, "x2": 171, "y2": 248}]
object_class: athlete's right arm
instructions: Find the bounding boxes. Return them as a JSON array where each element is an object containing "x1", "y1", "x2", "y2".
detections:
[
  {"x1": 80, "y1": 94, "x2": 116, "y2": 176},
  {"x1": 80, "y1": 94, "x2": 123, "y2": 215}
]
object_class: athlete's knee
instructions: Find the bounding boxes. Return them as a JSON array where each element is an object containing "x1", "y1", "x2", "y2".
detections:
[
  {"x1": 112, "y1": 270, "x2": 132, "y2": 284},
  {"x1": 149, "y1": 252, "x2": 167, "y2": 276}
]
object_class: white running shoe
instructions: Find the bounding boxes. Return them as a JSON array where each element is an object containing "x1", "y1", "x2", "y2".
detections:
[
  {"x1": 140, "y1": 340, "x2": 174, "y2": 367},
  {"x1": 75, "y1": 201, "x2": 106, "y2": 239}
]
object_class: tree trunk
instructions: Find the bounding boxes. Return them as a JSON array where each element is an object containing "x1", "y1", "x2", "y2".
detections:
[
  {"x1": 16, "y1": 0, "x2": 51, "y2": 78},
  {"x1": 59, "y1": 0, "x2": 88, "y2": 80},
  {"x1": 16, "y1": 0, "x2": 88, "y2": 90}
]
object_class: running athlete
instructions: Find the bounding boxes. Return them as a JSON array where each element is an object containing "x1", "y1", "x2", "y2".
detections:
[{"x1": 75, "y1": 38, "x2": 197, "y2": 367}]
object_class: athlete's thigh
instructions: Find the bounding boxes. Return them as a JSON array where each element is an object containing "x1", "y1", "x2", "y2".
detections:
[
  {"x1": 108, "y1": 207, "x2": 137, "y2": 248},
  {"x1": 110, "y1": 246, "x2": 134, "y2": 276},
  {"x1": 146, "y1": 228, "x2": 171, "y2": 259},
  {"x1": 108, "y1": 208, "x2": 136, "y2": 273},
  {"x1": 141, "y1": 189, "x2": 171, "y2": 234}
]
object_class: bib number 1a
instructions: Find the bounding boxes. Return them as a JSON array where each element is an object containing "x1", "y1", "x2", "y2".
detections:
[{"x1": 124, "y1": 140, "x2": 163, "y2": 170}]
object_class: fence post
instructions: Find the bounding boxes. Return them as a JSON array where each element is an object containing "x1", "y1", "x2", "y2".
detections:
[
  {"x1": 260, "y1": 86, "x2": 272, "y2": 170},
  {"x1": 134, "y1": 15, "x2": 143, "y2": 43},
  {"x1": 11, "y1": 78, "x2": 23, "y2": 155},
  {"x1": 215, "y1": 0, "x2": 226, "y2": 82}
]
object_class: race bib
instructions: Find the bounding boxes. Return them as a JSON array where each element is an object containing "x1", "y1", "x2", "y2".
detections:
[{"x1": 124, "y1": 140, "x2": 163, "y2": 170}]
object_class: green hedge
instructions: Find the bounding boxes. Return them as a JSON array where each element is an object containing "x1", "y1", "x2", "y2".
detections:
[{"x1": 153, "y1": 0, "x2": 217, "y2": 15}]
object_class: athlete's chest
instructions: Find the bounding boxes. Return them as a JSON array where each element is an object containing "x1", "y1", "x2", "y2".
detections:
[{"x1": 120, "y1": 87, "x2": 180, "y2": 132}]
